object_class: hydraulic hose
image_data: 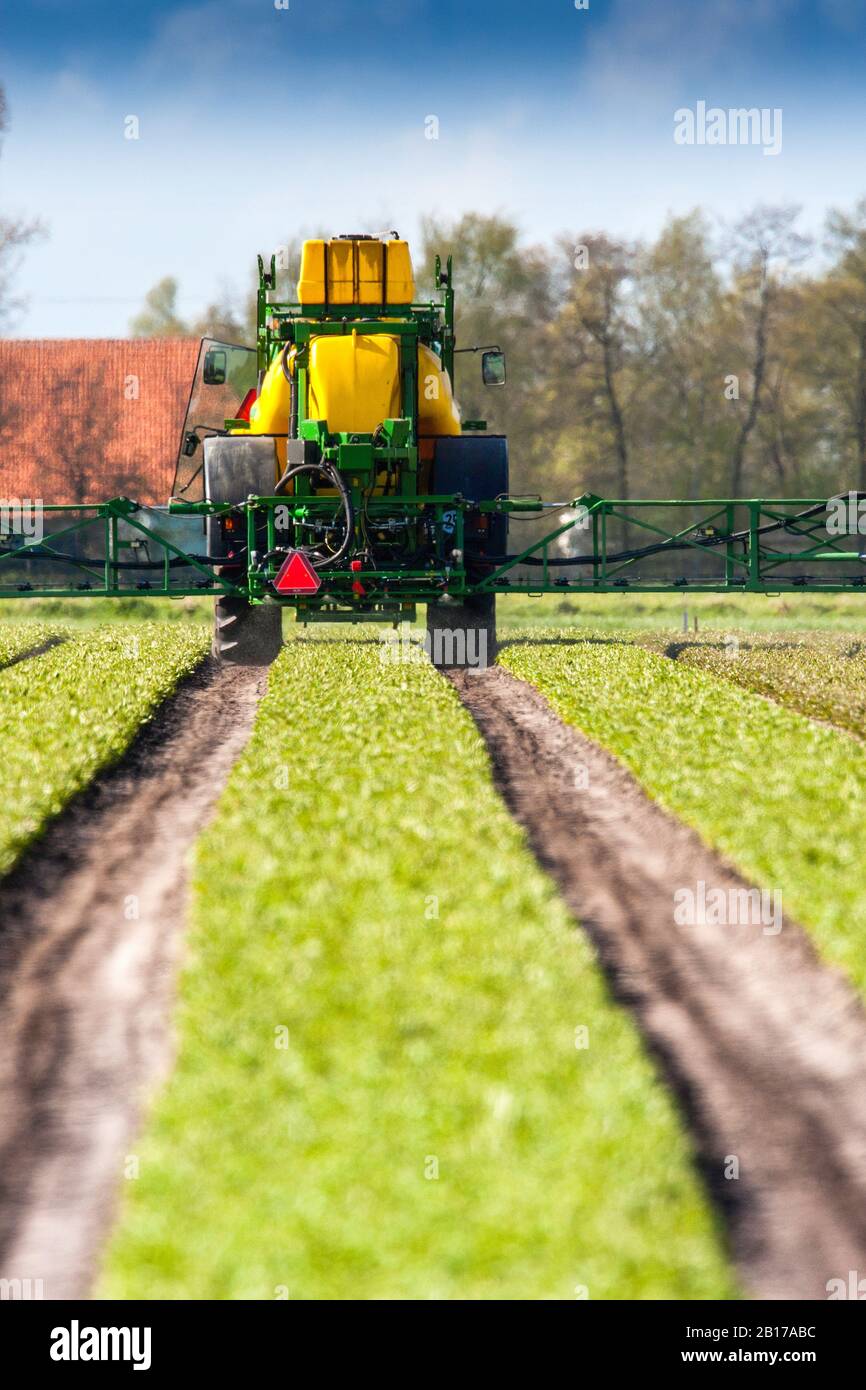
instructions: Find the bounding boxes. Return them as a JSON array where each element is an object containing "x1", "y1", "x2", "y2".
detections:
[
  {"x1": 280, "y1": 344, "x2": 299, "y2": 439},
  {"x1": 273, "y1": 459, "x2": 355, "y2": 569},
  {"x1": 13, "y1": 549, "x2": 244, "y2": 569},
  {"x1": 477, "y1": 497, "x2": 864, "y2": 569}
]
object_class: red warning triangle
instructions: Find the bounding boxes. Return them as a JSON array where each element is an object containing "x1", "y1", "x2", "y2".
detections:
[{"x1": 274, "y1": 550, "x2": 321, "y2": 595}]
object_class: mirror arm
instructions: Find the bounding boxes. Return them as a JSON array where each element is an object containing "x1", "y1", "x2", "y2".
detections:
[{"x1": 454, "y1": 344, "x2": 502, "y2": 354}]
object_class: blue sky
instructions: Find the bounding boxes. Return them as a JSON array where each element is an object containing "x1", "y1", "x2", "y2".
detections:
[{"x1": 2, "y1": 0, "x2": 865, "y2": 336}]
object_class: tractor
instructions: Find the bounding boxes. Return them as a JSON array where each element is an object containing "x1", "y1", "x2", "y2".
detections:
[{"x1": 173, "y1": 232, "x2": 509, "y2": 665}]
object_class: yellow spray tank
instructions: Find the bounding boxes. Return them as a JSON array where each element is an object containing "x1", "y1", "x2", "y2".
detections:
[
  {"x1": 247, "y1": 349, "x2": 294, "y2": 469},
  {"x1": 247, "y1": 236, "x2": 460, "y2": 484},
  {"x1": 417, "y1": 342, "x2": 461, "y2": 482},
  {"x1": 307, "y1": 331, "x2": 402, "y2": 435}
]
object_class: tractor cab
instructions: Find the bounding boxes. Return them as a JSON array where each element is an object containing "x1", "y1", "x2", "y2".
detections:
[{"x1": 173, "y1": 340, "x2": 257, "y2": 500}]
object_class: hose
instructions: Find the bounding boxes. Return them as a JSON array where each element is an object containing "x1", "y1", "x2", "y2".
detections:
[
  {"x1": 10, "y1": 550, "x2": 238, "y2": 569},
  {"x1": 273, "y1": 459, "x2": 355, "y2": 569},
  {"x1": 476, "y1": 498, "x2": 862, "y2": 568},
  {"x1": 280, "y1": 344, "x2": 299, "y2": 438}
]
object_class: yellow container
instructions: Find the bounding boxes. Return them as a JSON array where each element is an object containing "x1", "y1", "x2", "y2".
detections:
[
  {"x1": 357, "y1": 239, "x2": 384, "y2": 304},
  {"x1": 308, "y1": 331, "x2": 401, "y2": 434},
  {"x1": 297, "y1": 240, "x2": 326, "y2": 304},
  {"x1": 247, "y1": 349, "x2": 295, "y2": 471},
  {"x1": 327, "y1": 239, "x2": 355, "y2": 304},
  {"x1": 249, "y1": 352, "x2": 292, "y2": 434},
  {"x1": 417, "y1": 343, "x2": 461, "y2": 436},
  {"x1": 240, "y1": 327, "x2": 458, "y2": 482},
  {"x1": 384, "y1": 240, "x2": 415, "y2": 303},
  {"x1": 297, "y1": 237, "x2": 416, "y2": 305}
]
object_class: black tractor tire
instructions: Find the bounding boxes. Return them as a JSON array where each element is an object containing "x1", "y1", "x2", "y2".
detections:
[
  {"x1": 213, "y1": 594, "x2": 283, "y2": 666},
  {"x1": 426, "y1": 593, "x2": 496, "y2": 670}
]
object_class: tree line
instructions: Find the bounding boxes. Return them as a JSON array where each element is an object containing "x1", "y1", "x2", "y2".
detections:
[{"x1": 416, "y1": 206, "x2": 866, "y2": 504}]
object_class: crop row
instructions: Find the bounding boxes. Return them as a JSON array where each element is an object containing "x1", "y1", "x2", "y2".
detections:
[
  {"x1": 638, "y1": 630, "x2": 866, "y2": 741},
  {"x1": 499, "y1": 632, "x2": 866, "y2": 997},
  {"x1": 0, "y1": 619, "x2": 65, "y2": 667},
  {"x1": 101, "y1": 632, "x2": 732, "y2": 1300},
  {"x1": 0, "y1": 622, "x2": 210, "y2": 875}
]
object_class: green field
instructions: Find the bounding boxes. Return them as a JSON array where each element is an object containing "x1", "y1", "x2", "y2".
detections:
[
  {"x1": 5, "y1": 589, "x2": 865, "y2": 1299},
  {"x1": 0, "y1": 619, "x2": 62, "y2": 666},
  {"x1": 0, "y1": 622, "x2": 209, "y2": 874},
  {"x1": 0, "y1": 595, "x2": 213, "y2": 628},
  {"x1": 100, "y1": 634, "x2": 733, "y2": 1301}
]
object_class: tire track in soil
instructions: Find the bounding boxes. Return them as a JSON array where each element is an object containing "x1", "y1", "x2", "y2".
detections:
[
  {"x1": 0, "y1": 659, "x2": 266, "y2": 1300},
  {"x1": 451, "y1": 665, "x2": 866, "y2": 1300}
]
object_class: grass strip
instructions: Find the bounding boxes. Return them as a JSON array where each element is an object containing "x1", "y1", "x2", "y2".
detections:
[
  {"x1": 0, "y1": 596, "x2": 212, "y2": 629},
  {"x1": 497, "y1": 590, "x2": 866, "y2": 633}
]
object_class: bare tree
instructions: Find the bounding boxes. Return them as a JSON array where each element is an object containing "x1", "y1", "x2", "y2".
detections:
[
  {"x1": 817, "y1": 199, "x2": 866, "y2": 489},
  {"x1": 727, "y1": 205, "x2": 810, "y2": 495},
  {"x1": 0, "y1": 86, "x2": 46, "y2": 332},
  {"x1": 554, "y1": 234, "x2": 636, "y2": 504}
]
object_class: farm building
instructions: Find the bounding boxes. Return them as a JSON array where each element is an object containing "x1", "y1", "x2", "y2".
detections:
[{"x1": 0, "y1": 338, "x2": 198, "y2": 504}]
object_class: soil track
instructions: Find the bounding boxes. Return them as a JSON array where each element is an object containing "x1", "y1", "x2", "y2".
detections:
[
  {"x1": 0, "y1": 659, "x2": 264, "y2": 1299},
  {"x1": 452, "y1": 665, "x2": 866, "y2": 1300}
]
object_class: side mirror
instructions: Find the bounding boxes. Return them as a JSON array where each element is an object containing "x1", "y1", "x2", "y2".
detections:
[
  {"x1": 182, "y1": 431, "x2": 200, "y2": 457},
  {"x1": 203, "y1": 348, "x2": 227, "y2": 385},
  {"x1": 482, "y1": 349, "x2": 506, "y2": 386}
]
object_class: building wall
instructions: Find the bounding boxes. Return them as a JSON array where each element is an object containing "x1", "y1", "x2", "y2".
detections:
[{"x1": 0, "y1": 339, "x2": 200, "y2": 504}]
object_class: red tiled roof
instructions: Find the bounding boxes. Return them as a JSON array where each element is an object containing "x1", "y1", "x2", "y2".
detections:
[{"x1": 0, "y1": 339, "x2": 199, "y2": 504}]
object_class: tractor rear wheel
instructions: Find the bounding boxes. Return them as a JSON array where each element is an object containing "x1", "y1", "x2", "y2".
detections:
[
  {"x1": 213, "y1": 594, "x2": 283, "y2": 666},
  {"x1": 426, "y1": 593, "x2": 496, "y2": 670}
]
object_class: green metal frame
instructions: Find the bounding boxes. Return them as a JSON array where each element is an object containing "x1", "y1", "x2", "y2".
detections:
[
  {"x1": 472, "y1": 495, "x2": 866, "y2": 595},
  {"x1": 3, "y1": 493, "x2": 864, "y2": 610},
  {"x1": 0, "y1": 499, "x2": 243, "y2": 600}
]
